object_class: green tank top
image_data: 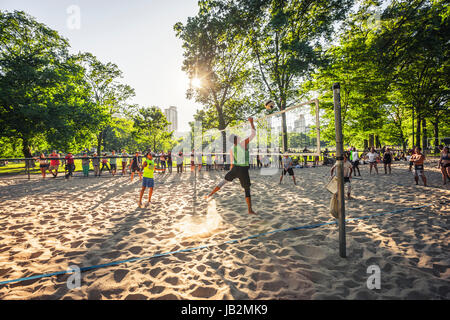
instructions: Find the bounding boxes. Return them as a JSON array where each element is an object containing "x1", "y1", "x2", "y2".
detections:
[
  {"x1": 233, "y1": 144, "x2": 249, "y2": 167},
  {"x1": 143, "y1": 159, "x2": 155, "y2": 178}
]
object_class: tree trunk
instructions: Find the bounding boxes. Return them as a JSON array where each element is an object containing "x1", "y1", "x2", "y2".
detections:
[
  {"x1": 97, "y1": 131, "x2": 103, "y2": 155},
  {"x1": 416, "y1": 116, "x2": 421, "y2": 149},
  {"x1": 375, "y1": 135, "x2": 381, "y2": 149},
  {"x1": 216, "y1": 107, "x2": 228, "y2": 168},
  {"x1": 402, "y1": 140, "x2": 407, "y2": 153},
  {"x1": 422, "y1": 118, "x2": 427, "y2": 152},
  {"x1": 369, "y1": 134, "x2": 374, "y2": 148},
  {"x1": 433, "y1": 117, "x2": 439, "y2": 153},
  {"x1": 411, "y1": 107, "x2": 415, "y2": 148},
  {"x1": 22, "y1": 137, "x2": 33, "y2": 169},
  {"x1": 281, "y1": 112, "x2": 288, "y2": 152}
]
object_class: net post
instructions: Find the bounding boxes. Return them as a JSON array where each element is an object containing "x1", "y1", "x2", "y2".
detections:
[
  {"x1": 314, "y1": 99, "x2": 321, "y2": 157},
  {"x1": 27, "y1": 158, "x2": 31, "y2": 180},
  {"x1": 333, "y1": 83, "x2": 346, "y2": 258}
]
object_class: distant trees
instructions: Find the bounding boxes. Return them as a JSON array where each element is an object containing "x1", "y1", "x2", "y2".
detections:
[
  {"x1": 305, "y1": 0, "x2": 449, "y2": 151},
  {"x1": 177, "y1": 0, "x2": 449, "y2": 152},
  {"x1": 0, "y1": 11, "x2": 105, "y2": 157},
  {"x1": 0, "y1": 11, "x2": 175, "y2": 158}
]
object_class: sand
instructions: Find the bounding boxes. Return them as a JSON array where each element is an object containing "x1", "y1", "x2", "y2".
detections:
[{"x1": 0, "y1": 161, "x2": 449, "y2": 300}]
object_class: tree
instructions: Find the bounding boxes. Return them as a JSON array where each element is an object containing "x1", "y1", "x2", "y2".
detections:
[
  {"x1": 132, "y1": 106, "x2": 174, "y2": 152},
  {"x1": 0, "y1": 11, "x2": 105, "y2": 157},
  {"x1": 77, "y1": 52, "x2": 135, "y2": 154},
  {"x1": 175, "y1": 0, "x2": 254, "y2": 155},
  {"x1": 237, "y1": 0, "x2": 353, "y2": 151}
]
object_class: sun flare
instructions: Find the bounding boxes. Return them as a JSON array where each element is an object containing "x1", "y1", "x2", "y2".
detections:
[{"x1": 192, "y1": 77, "x2": 202, "y2": 89}]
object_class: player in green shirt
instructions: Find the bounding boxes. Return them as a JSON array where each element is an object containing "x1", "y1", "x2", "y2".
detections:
[
  {"x1": 139, "y1": 152, "x2": 164, "y2": 208},
  {"x1": 206, "y1": 118, "x2": 257, "y2": 214}
]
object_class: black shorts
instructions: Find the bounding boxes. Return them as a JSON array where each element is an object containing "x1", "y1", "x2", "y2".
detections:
[
  {"x1": 225, "y1": 166, "x2": 251, "y2": 189},
  {"x1": 383, "y1": 160, "x2": 392, "y2": 165},
  {"x1": 352, "y1": 160, "x2": 359, "y2": 168},
  {"x1": 132, "y1": 166, "x2": 141, "y2": 173},
  {"x1": 444, "y1": 163, "x2": 450, "y2": 168},
  {"x1": 283, "y1": 168, "x2": 294, "y2": 176},
  {"x1": 110, "y1": 164, "x2": 117, "y2": 170},
  {"x1": 414, "y1": 164, "x2": 424, "y2": 176}
]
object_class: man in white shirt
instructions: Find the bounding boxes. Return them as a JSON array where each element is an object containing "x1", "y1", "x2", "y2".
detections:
[
  {"x1": 352, "y1": 147, "x2": 361, "y2": 176},
  {"x1": 366, "y1": 147, "x2": 379, "y2": 175},
  {"x1": 176, "y1": 151, "x2": 184, "y2": 173}
]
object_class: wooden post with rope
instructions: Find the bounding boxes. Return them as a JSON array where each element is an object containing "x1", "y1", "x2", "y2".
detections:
[{"x1": 333, "y1": 83, "x2": 346, "y2": 258}]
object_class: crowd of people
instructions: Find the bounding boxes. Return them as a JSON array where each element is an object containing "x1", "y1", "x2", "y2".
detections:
[
  {"x1": 27, "y1": 143, "x2": 450, "y2": 186},
  {"x1": 2, "y1": 129, "x2": 446, "y2": 213}
]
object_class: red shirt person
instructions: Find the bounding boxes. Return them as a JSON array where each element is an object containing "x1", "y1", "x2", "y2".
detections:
[{"x1": 49, "y1": 150, "x2": 60, "y2": 178}]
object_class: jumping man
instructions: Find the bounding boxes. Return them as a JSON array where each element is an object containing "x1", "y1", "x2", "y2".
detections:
[{"x1": 206, "y1": 118, "x2": 257, "y2": 214}]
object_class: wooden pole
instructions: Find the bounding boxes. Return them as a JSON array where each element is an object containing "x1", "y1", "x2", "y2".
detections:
[
  {"x1": 27, "y1": 158, "x2": 30, "y2": 180},
  {"x1": 333, "y1": 83, "x2": 346, "y2": 258}
]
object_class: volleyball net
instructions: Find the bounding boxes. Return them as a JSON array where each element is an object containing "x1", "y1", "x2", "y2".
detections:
[{"x1": 172, "y1": 99, "x2": 322, "y2": 167}]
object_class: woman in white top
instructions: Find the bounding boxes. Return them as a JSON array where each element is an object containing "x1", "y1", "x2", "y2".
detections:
[{"x1": 366, "y1": 147, "x2": 379, "y2": 175}]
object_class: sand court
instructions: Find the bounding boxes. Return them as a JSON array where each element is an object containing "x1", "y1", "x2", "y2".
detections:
[{"x1": 0, "y1": 163, "x2": 449, "y2": 299}]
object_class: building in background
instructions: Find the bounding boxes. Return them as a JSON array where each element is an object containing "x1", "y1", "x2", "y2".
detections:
[
  {"x1": 164, "y1": 106, "x2": 178, "y2": 133},
  {"x1": 294, "y1": 114, "x2": 306, "y2": 133}
]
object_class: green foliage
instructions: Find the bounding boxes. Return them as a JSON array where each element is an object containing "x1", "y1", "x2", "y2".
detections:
[
  {"x1": 304, "y1": 0, "x2": 449, "y2": 150},
  {"x1": 0, "y1": 11, "x2": 107, "y2": 156},
  {"x1": 132, "y1": 106, "x2": 175, "y2": 152}
]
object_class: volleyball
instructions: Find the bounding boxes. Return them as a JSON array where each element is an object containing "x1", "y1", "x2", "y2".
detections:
[{"x1": 264, "y1": 100, "x2": 275, "y2": 111}]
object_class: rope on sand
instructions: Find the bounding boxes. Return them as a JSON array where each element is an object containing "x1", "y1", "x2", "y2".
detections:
[{"x1": 0, "y1": 204, "x2": 432, "y2": 287}]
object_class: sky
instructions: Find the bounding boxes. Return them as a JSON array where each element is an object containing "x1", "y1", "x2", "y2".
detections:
[{"x1": 0, "y1": 0, "x2": 200, "y2": 132}]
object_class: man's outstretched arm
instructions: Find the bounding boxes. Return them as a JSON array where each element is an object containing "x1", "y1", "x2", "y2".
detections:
[{"x1": 243, "y1": 118, "x2": 256, "y2": 148}]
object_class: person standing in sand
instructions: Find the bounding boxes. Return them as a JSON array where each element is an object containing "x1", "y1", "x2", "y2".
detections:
[
  {"x1": 167, "y1": 151, "x2": 173, "y2": 174},
  {"x1": 206, "y1": 118, "x2": 257, "y2": 215},
  {"x1": 438, "y1": 146, "x2": 450, "y2": 185},
  {"x1": 196, "y1": 150, "x2": 203, "y2": 172},
  {"x1": 138, "y1": 152, "x2": 164, "y2": 208},
  {"x1": 279, "y1": 153, "x2": 297, "y2": 185},
  {"x1": 92, "y1": 153, "x2": 100, "y2": 177},
  {"x1": 121, "y1": 150, "x2": 129, "y2": 176},
  {"x1": 34, "y1": 153, "x2": 49, "y2": 179},
  {"x1": 48, "y1": 150, "x2": 60, "y2": 178},
  {"x1": 410, "y1": 147, "x2": 427, "y2": 186},
  {"x1": 176, "y1": 151, "x2": 184, "y2": 173},
  {"x1": 100, "y1": 153, "x2": 111, "y2": 176},
  {"x1": 64, "y1": 152, "x2": 75, "y2": 179},
  {"x1": 366, "y1": 147, "x2": 379, "y2": 175},
  {"x1": 110, "y1": 150, "x2": 117, "y2": 176},
  {"x1": 330, "y1": 153, "x2": 353, "y2": 199},
  {"x1": 351, "y1": 147, "x2": 361, "y2": 177},
  {"x1": 383, "y1": 147, "x2": 393, "y2": 175},
  {"x1": 130, "y1": 151, "x2": 142, "y2": 181},
  {"x1": 81, "y1": 153, "x2": 90, "y2": 177}
]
